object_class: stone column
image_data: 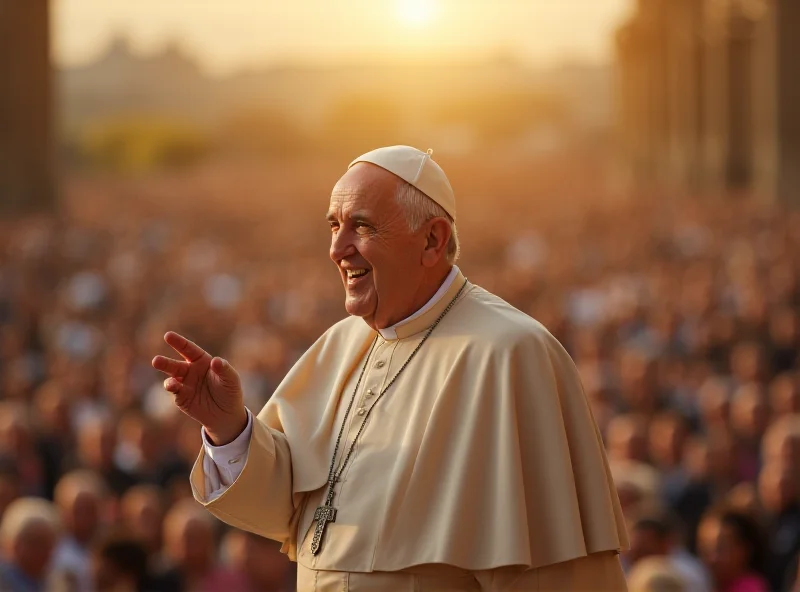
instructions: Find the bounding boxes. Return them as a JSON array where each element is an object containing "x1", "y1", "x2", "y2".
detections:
[
  {"x1": 774, "y1": 0, "x2": 800, "y2": 204},
  {"x1": 725, "y1": 3, "x2": 756, "y2": 191},
  {"x1": 642, "y1": 1, "x2": 672, "y2": 187},
  {"x1": 665, "y1": 0, "x2": 706, "y2": 191},
  {"x1": 701, "y1": 0, "x2": 732, "y2": 194},
  {"x1": 0, "y1": 0, "x2": 55, "y2": 214},
  {"x1": 749, "y1": 0, "x2": 777, "y2": 201}
]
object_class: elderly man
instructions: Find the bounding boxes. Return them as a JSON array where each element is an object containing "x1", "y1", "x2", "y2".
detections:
[
  {"x1": 153, "y1": 146, "x2": 629, "y2": 590},
  {"x1": 0, "y1": 497, "x2": 61, "y2": 592},
  {"x1": 50, "y1": 470, "x2": 108, "y2": 592}
]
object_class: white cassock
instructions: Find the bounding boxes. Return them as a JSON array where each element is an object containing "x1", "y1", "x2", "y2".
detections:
[{"x1": 191, "y1": 266, "x2": 629, "y2": 591}]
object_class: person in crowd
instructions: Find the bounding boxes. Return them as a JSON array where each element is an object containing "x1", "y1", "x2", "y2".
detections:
[
  {"x1": 757, "y1": 461, "x2": 800, "y2": 590},
  {"x1": 674, "y1": 428, "x2": 739, "y2": 552},
  {"x1": 222, "y1": 529, "x2": 295, "y2": 592},
  {"x1": 0, "y1": 497, "x2": 61, "y2": 592},
  {"x1": 31, "y1": 381, "x2": 74, "y2": 499},
  {"x1": 648, "y1": 411, "x2": 691, "y2": 509},
  {"x1": 729, "y1": 384, "x2": 770, "y2": 482},
  {"x1": 64, "y1": 417, "x2": 136, "y2": 497},
  {"x1": 627, "y1": 556, "x2": 687, "y2": 592},
  {"x1": 624, "y1": 512, "x2": 710, "y2": 592},
  {"x1": 160, "y1": 499, "x2": 247, "y2": 592},
  {"x1": 90, "y1": 533, "x2": 149, "y2": 592},
  {"x1": 696, "y1": 507, "x2": 769, "y2": 592},
  {"x1": 119, "y1": 484, "x2": 165, "y2": 556},
  {"x1": 50, "y1": 470, "x2": 109, "y2": 592},
  {"x1": 0, "y1": 403, "x2": 46, "y2": 498}
]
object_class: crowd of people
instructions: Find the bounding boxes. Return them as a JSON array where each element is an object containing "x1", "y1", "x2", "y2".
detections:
[{"x1": 0, "y1": 163, "x2": 799, "y2": 591}]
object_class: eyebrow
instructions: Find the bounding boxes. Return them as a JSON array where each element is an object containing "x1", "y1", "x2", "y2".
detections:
[{"x1": 325, "y1": 211, "x2": 375, "y2": 224}]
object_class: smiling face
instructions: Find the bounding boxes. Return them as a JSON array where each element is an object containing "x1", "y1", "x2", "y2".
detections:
[{"x1": 327, "y1": 163, "x2": 448, "y2": 330}]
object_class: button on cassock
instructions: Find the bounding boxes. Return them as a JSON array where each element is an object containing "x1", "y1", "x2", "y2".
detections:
[
  {"x1": 365, "y1": 389, "x2": 374, "y2": 398},
  {"x1": 375, "y1": 360, "x2": 385, "y2": 368}
]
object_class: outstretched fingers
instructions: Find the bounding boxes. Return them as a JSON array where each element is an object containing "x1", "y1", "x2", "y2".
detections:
[{"x1": 163, "y1": 331, "x2": 208, "y2": 363}]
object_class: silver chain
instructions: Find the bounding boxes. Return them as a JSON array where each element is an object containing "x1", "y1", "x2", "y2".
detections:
[{"x1": 322, "y1": 279, "x2": 468, "y2": 502}]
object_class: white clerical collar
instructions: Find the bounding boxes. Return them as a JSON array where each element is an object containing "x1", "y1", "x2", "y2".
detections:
[{"x1": 378, "y1": 266, "x2": 460, "y2": 340}]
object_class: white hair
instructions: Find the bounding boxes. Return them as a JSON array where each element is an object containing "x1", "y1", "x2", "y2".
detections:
[
  {"x1": 54, "y1": 469, "x2": 108, "y2": 509},
  {"x1": 395, "y1": 181, "x2": 460, "y2": 264},
  {"x1": 0, "y1": 497, "x2": 61, "y2": 545}
]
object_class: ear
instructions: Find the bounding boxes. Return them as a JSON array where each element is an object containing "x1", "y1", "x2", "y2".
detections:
[{"x1": 420, "y1": 218, "x2": 452, "y2": 267}]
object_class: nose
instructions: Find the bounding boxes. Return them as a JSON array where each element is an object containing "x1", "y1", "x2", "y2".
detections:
[{"x1": 330, "y1": 228, "x2": 357, "y2": 263}]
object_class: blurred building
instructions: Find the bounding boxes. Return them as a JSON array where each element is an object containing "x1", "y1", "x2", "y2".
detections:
[
  {"x1": 60, "y1": 36, "x2": 612, "y2": 156},
  {"x1": 616, "y1": 0, "x2": 800, "y2": 203},
  {"x1": 61, "y1": 35, "x2": 214, "y2": 128},
  {"x1": 0, "y1": 0, "x2": 55, "y2": 213}
]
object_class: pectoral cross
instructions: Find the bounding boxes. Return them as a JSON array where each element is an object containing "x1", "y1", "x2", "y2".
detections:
[
  {"x1": 310, "y1": 502, "x2": 337, "y2": 555},
  {"x1": 310, "y1": 478, "x2": 339, "y2": 556}
]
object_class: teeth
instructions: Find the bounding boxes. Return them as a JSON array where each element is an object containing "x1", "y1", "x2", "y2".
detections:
[{"x1": 347, "y1": 269, "x2": 368, "y2": 278}]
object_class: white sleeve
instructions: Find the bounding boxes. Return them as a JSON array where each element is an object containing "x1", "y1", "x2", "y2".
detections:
[{"x1": 199, "y1": 409, "x2": 253, "y2": 502}]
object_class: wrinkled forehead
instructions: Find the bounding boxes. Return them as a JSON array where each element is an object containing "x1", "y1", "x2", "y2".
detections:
[{"x1": 328, "y1": 162, "x2": 401, "y2": 218}]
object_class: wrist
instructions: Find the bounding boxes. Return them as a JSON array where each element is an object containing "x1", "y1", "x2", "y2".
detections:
[{"x1": 205, "y1": 409, "x2": 249, "y2": 446}]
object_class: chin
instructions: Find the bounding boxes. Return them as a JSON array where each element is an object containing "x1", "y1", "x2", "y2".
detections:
[{"x1": 344, "y1": 298, "x2": 376, "y2": 321}]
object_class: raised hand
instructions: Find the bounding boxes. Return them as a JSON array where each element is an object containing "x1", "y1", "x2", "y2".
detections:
[{"x1": 152, "y1": 331, "x2": 248, "y2": 445}]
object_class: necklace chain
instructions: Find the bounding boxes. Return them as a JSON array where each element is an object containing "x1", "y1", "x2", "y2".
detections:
[{"x1": 322, "y1": 279, "x2": 468, "y2": 502}]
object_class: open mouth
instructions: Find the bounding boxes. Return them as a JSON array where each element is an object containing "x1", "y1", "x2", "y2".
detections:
[{"x1": 345, "y1": 268, "x2": 371, "y2": 285}]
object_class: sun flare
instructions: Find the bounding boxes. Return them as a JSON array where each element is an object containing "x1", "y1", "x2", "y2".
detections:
[{"x1": 395, "y1": 0, "x2": 438, "y2": 29}]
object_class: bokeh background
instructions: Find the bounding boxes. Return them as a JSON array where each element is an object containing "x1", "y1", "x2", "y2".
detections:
[{"x1": 1, "y1": 1, "x2": 799, "y2": 591}]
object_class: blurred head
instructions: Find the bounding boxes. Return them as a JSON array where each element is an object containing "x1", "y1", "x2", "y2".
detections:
[
  {"x1": 697, "y1": 377, "x2": 731, "y2": 426},
  {"x1": 120, "y1": 485, "x2": 164, "y2": 553},
  {"x1": 761, "y1": 415, "x2": 800, "y2": 471},
  {"x1": 769, "y1": 372, "x2": 800, "y2": 417},
  {"x1": 615, "y1": 474, "x2": 661, "y2": 522},
  {"x1": 0, "y1": 402, "x2": 34, "y2": 456},
  {"x1": 0, "y1": 497, "x2": 61, "y2": 581},
  {"x1": 627, "y1": 514, "x2": 675, "y2": 565},
  {"x1": 725, "y1": 482, "x2": 762, "y2": 515},
  {"x1": 223, "y1": 530, "x2": 291, "y2": 591},
  {"x1": 607, "y1": 414, "x2": 649, "y2": 463},
  {"x1": 118, "y1": 412, "x2": 163, "y2": 468},
  {"x1": 697, "y1": 508, "x2": 765, "y2": 585},
  {"x1": 617, "y1": 349, "x2": 658, "y2": 405},
  {"x1": 91, "y1": 533, "x2": 148, "y2": 592},
  {"x1": 769, "y1": 307, "x2": 798, "y2": 347},
  {"x1": 32, "y1": 380, "x2": 72, "y2": 436},
  {"x1": 77, "y1": 418, "x2": 116, "y2": 470},
  {"x1": 163, "y1": 499, "x2": 216, "y2": 573},
  {"x1": 627, "y1": 556, "x2": 687, "y2": 592},
  {"x1": 648, "y1": 411, "x2": 689, "y2": 467},
  {"x1": 683, "y1": 428, "x2": 736, "y2": 483},
  {"x1": 54, "y1": 470, "x2": 108, "y2": 545},
  {"x1": 730, "y1": 384, "x2": 770, "y2": 442},
  {"x1": 327, "y1": 162, "x2": 457, "y2": 330},
  {"x1": 729, "y1": 342, "x2": 765, "y2": 385},
  {"x1": 757, "y1": 461, "x2": 799, "y2": 514}
]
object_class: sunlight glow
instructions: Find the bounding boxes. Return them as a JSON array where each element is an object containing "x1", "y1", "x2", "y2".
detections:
[{"x1": 395, "y1": 0, "x2": 438, "y2": 29}]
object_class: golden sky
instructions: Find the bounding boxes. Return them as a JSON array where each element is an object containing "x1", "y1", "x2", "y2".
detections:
[{"x1": 54, "y1": 0, "x2": 633, "y2": 74}]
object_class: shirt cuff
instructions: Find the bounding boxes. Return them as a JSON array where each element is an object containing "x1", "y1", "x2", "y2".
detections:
[{"x1": 201, "y1": 409, "x2": 253, "y2": 486}]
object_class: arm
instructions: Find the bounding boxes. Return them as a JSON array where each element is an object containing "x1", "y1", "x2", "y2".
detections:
[
  {"x1": 198, "y1": 409, "x2": 254, "y2": 502},
  {"x1": 151, "y1": 332, "x2": 295, "y2": 543},
  {"x1": 190, "y1": 411, "x2": 296, "y2": 542}
]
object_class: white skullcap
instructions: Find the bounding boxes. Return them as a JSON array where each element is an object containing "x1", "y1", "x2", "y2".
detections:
[{"x1": 348, "y1": 146, "x2": 457, "y2": 221}]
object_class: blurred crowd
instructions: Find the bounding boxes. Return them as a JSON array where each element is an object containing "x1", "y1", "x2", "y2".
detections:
[{"x1": 0, "y1": 176, "x2": 799, "y2": 591}]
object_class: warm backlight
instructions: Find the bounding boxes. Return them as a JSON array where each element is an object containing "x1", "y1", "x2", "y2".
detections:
[{"x1": 395, "y1": 0, "x2": 438, "y2": 29}]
